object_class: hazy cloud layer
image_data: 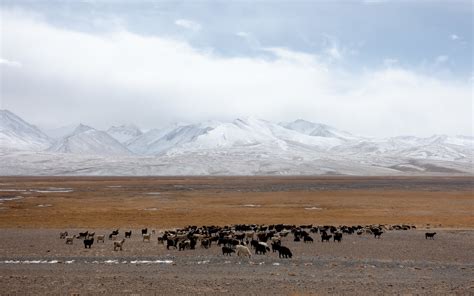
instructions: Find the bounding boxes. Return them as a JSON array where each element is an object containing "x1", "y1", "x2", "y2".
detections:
[{"x1": 1, "y1": 9, "x2": 472, "y2": 137}]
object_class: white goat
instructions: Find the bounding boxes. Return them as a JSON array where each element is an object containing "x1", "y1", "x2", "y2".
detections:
[
  {"x1": 114, "y1": 239, "x2": 125, "y2": 251},
  {"x1": 236, "y1": 245, "x2": 251, "y2": 258},
  {"x1": 65, "y1": 235, "x2": 76, "y2": 245},
  {"x1": 96, "y1": 235, "x2": 105, "y2": 243},
  {"x1": 142, "y1": 233, "x2": 151, "y2": 242}
]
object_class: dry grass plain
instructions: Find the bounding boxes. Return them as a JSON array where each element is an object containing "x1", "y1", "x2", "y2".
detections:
[
  {"x1": 0, "y1": 176, "x2": 472, "y2": 229},
  {"x1": 1, "y1": 176, "x2": 473, "y2": 295}
]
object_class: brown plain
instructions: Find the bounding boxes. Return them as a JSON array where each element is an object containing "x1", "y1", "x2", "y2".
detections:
[{"x1": 0, "y1": 176, "x2": 472, "y2": 229}]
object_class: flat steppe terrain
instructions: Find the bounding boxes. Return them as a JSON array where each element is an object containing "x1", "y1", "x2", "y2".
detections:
[
  {"x1": 0, "y1": 176, "x2": 473, "y2": 295},
  {"x1": 0, "y1": 176, "x2": 472, "y2": 228}
]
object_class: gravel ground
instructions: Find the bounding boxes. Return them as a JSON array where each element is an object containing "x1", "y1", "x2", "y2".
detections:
[{"x1": 0, "y1": 229, "x2": 473, "y2": 295}]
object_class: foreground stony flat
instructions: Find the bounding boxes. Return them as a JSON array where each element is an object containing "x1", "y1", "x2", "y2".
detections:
[{"x1": 0, "y1": 229, "x2": 473, "y2": 295}]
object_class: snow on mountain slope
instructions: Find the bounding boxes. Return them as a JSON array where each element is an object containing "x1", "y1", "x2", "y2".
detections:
[
  {"x1": 0, "y1": 109, "x2": 52, "y2": 151},
  {"x1": 127, "y1": 122, "x2": 193, "y2": 155},
  {"x1": 151, "y1": 118, "x2": 344, "y2": 155},
  {"x1": 107, "y1": 124, "x2": 143, "y2": 144},
  {"x1": 48, "y1": 124, "x2": 132, "y2": 156},
  {"x1": 43, "y1": 124, "x2": 78, "y2": 139},
  {"x1": 0, "y1": 110, "x2": 472, "y2": 176},
  {"x1": 280, "y1": 119, "x2": 355, "y2": 140}
]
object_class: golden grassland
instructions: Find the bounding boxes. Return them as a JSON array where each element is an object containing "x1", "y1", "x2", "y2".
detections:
[{"x1": 0, "y1": 176, "x2": 472, "y2": 229}]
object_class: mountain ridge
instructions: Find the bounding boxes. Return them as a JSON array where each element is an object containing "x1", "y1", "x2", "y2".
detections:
[{"x1": 0, "y1": 110, "x2": 472, "y2": 175}]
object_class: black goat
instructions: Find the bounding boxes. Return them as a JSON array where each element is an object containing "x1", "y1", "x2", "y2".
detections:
[
  {"x1": 277, "y1": 246, "x2": 292, "y2": 258},
  {"x1": 303, "y1": 236, "x2": 313, "y2": 243},
  {"x1": 109, "y1": 229, "x2": 119, "y2": 240},
  {"x1": 78, "y1": 231, "x2": 88, "y2": 239},
  {"x1": 425, "y1": 232, "x2": 436, "y2": 239},
  {"x1": 255, "y1": 244, "x2": 270, "y2": 255},
  {"x1": 321, "y1": 232, "x2": 332, "y2": 242},
  {"x1": 222, "y1": 246, "x2": 235, "y2": 256},
  {"x1": 373, "y1": 229, "x2": 383, "y2": 239},
  {"x1": 83, "y1": 238, "x2": 94, "y2": 249},
  {"x1": 166, "y1": 238, "x2": 178, "y2": 250},
  {"x1": 141, "y1": 228, "x2": 148, "y2": 235},
  {"x1": 271, "y1": 241, "x2": 281, "y2": 253},
  {"x1": 334, "y1": 232, "x2": 343, "y2": 242},
  {"x1": 125, "y1": 231, "x2": 132, "y2": 238}
]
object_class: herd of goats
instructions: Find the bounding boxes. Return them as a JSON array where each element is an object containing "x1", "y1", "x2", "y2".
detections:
[{"x1": 59, "y1": 224, "x2": 437, "y2": 259}]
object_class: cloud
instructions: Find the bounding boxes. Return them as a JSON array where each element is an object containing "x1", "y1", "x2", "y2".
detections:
[
  {"x1": 450, "y1": 34, "x2": 460, "y2": 41},
  {"x1": 236, "y1": 31, "x2": 250, "y2": 38},
  {"x1": 0, "y1": 58, "x2": 22, "y2": 67},
  {"x1": 435, "y1": 55, "x2": 449, "y2": 64},
  {"x1": 1, "y1": 9, "x2": 472, "y2": 137},
  {"x1": 383, "y1": 58, "x2": 398, "y2": 67},
  {"x1": 174, "y1": 19, "x2": 202, "y2": 31}
]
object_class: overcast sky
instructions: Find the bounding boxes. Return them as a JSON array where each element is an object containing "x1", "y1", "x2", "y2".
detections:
[{"x1": 0, "y1": 1, "x2": 472, "y2": 137}]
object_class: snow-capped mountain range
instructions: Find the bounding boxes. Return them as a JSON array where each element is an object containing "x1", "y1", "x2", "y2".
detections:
[{"x1": 0, "y1": 109, "x2": 472, "y2": 175}]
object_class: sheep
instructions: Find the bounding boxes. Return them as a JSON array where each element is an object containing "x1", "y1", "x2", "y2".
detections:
[
  {"x1": 222, "y1": 246, "x2": 235, "y2": 256},
  {"x1": 96, "y1": 235, "x2": 105, "y2": 243},
  {"x1": 142, "y1": 233, "x2": 151, "y2": 242},
  {"x1": 277, "y1": 246, "x2": 292, "y2": 259},
  {"x1": 236, "y1": 245, "x2": 252, "y2": 258},
  {"x1": 425, "y1": 232, "x2": 437, "y2": 239},
  {"x1": 83, "y1": 238, "x2": 94, "y2": 249},
  {"x1": 65, "y1": 235, "x2": 76, "y2": 245},
  {"x1": 59, "y1": 231, "x2": 68, "y2": 239},
  {"x1": 125, "y1": 231, "x2": 132, "y2": 238},
  {"x1": 114, "y1": 239, "x2": 125, "y2": 251}
]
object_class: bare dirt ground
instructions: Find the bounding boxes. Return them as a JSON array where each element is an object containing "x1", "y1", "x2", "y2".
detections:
[{"x1": 0, "y1": 176, "x2": 473, "y2": 295}]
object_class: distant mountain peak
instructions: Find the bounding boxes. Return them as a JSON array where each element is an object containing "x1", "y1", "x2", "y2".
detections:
[
  {"x1": 73, "y1": 124, "x2": 94, "y2": 135},
  {"x1": 0, "y1": 109, "x2": 52, "y2": 151}
]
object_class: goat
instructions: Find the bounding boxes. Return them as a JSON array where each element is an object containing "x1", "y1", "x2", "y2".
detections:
[
  {"x1": 236, "y1": 245, "x2": 252, "y2": 258},
  {"x1": 166, "y1": 238, "x2": 178, "y2": 250},
  {"x1": 373, "y1": 229, "x2": 383, "y2": 239},
  {"x1": 65, "y1": 235, "x2": 76, "y2": 244},
  {"x1": 114, "y1": 239, "x2": 125, "y2": 251},
  {"x1": 142, "y1": 233, "x2": 151, "y2": 242},
  {"x1": 59, "y1": 231, "x2": 68, "y2": 239},
  {"x1": 179, "y1": 240, "x2": 190, "y2": 251},
  {"x1": 271, "y1": 241, "x2": 281, "y2": 253},
  {"x1": 125, "y1": 231, "x2": 132, "y2": 238},
  {"x1": 201, "y1": 239, "x2": 211, "y2": 249},
  {"x1": 304, "y1": 236, "x2": 314, "y2": 243},
  {"x1": 96, "y1": 235, "x2": 105, "y2": 243},
  {"x1": 109, "y1": 229, "x2": 119, "y2": 240},
  {"x1": 78, "y1": 231, "x2": 88, "y2": 239},
  {"x1": 334, "y1": 232, "x2": 343, "y2": 242},
  {"x1": 255, "y1": 243, "x2": 270, "y2": 255},
  {"x1": 321, "y1": 232, "x2": 332, "y2": 242},
  {"x1": 222, "y1": 246, "x2": 235, "y2": 256},
  {"x1": 83, "y1": 238, "x2": 94, "y2": 249},
  {"x1": 277, "y1": 246, "x2": 292, "y2": 258},
  {"x1": 425, "y1": 232, "x2": 436, "y2": 239},
  {"x1": 141, "y1": 228, "x2": 148, "y2": 235}
]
